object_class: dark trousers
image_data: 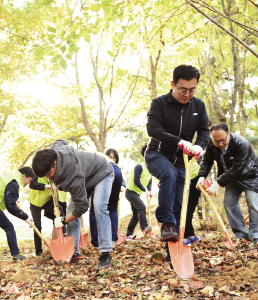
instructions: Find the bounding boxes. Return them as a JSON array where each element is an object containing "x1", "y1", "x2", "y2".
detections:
[
  {"x1": 90, "y1": 163, "x2": 122, "y2": 246},
  {"x1": 0, "y1": 210, "x2": 19, "y2": 256},
  {"x1": 126, "y1": 189, "x2": 148, "y2": 236},
  {"x1": 184, "y1": 177, "x2": 201, "y2": 238},
  {"x1": 30, "y1": 201, "x2": 65, "y2": 255}
]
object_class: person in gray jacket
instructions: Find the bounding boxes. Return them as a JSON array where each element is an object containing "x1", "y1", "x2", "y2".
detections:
[{"x1": 32, "y1": 139, "x2": 114, "y2": 268}]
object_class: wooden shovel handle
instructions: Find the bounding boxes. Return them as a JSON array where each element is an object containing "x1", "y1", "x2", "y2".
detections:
[
  {"x1": 48, "y1": 180, "x2": 60, "y2": 218},
  {"x1": 198, "y1": 185, "x2": 227, "y2": 232},
  {"x1": 16, "y1": 202, "x2": 50, "y2": 248}
]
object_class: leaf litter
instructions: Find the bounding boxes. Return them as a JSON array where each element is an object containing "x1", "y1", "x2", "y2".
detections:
[{"x1": 0, "y1": 214, "x2": 258, "y2": 299}]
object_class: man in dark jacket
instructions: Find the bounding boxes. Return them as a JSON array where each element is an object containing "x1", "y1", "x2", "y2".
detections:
[
  {"x1": 145, "y1": 65, "x2": 210, "y2": 242},
  {"x1": 0, "y1": 167, "x2": 34, "y2": 261},
  {"x1": 32, "y1": 139, "x2": 115, "y2": 268},
  {"x1": 197, "y1": 123, "x2": 258, "y2": 244}
]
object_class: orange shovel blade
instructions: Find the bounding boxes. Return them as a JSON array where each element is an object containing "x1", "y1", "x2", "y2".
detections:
[
  {"x1": 222, "y1": 231, "x2": 238, "y2": 248},
  {"x1": 168, "y1": 241, "x2": 194, "y2": 279},
  {"x1": 51, "y1": 229, "x2": 74, "y2": 262},
  {"x1": 79, "y1": 231, "x2": 89, "y2": 247}
]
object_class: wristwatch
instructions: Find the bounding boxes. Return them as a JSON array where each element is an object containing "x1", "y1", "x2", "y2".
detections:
[{"x1": 61, "y1": 217, "x2": 68, "y2": 225}]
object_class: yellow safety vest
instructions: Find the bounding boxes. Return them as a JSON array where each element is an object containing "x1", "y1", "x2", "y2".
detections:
[
  {"x1": 127, "y1": 162, "x2": 152, "y2": 196},
  {"x1": 29, "y1": 177, "x2": 51, "y2": 207}
]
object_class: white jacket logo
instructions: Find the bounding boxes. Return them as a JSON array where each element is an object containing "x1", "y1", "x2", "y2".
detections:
[{"x1": 193, "y1": 113, "x2": 198, "y2": 115}]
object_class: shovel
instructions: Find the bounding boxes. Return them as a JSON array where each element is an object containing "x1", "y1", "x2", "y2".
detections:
[
  {"x1": 244, "y1": 213, "x2": 249, "y2": 225},
  {"x1": 168, "y1": 152, "x2": 196, "y2": 279},
  {"x1": 116, "y1": 193, "x2": 126, "y2": 244},
  {"x1": 79, "y1": 217, "x2": 89, "y2": 247},
  {"x1": 16, "y1": 202, "x2": 50, "y2": 249},
  {"x1": 198, "y1": 185, "x2": 238, "y2": 249},
  {"x1": 49, "y1": 182, "x2": 74, "y2": 262}
]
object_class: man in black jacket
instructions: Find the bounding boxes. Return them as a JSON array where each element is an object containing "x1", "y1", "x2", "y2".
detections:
[
  {"x1": 145, "y1": 65, "x2": 210, "y2": 242},
  {"x1": 197, "y1": 123, "x2": 258, "y2": 244}
]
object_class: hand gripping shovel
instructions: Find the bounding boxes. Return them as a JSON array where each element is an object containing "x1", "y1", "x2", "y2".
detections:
[
  {"x1": 16, "y1": 202, "x2": 50, "y2": 249},
  {"x1": 49, "y1": 182, "x2": 74, "y2": 262},
  {"x1": 198, "y1": 185, "x2": 238, "y2": 249},
  {"x1": 168, "y1": 151, "x2": 197, "y2": 279}
]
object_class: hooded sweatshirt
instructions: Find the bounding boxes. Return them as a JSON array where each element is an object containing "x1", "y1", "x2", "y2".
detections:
[{"x1": 50, "y1": 139, "x2": 113, "y2": 218}]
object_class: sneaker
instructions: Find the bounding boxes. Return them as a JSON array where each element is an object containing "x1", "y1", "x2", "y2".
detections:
[
  {"x1": 13, "y1": 254, "x2": 26, "y2": 262},
  {"x1": 70, "y1": 253, "x2": 81, "y2": 263},
  {"x1": 98, "y1": 253, "x2": 112, "y2": 268},
  {"x1": 160, "y1": 223, "x2": 179, "y2": 242},
  {"x1": 183, "y1": 236, "x2": 199, "y2": 245},
  {"x1": 125, "y1": 235, "x2": 137, "y2": 241},
  {"x1": 143, "y1": 226, "x2": 152, "y2": 236}
]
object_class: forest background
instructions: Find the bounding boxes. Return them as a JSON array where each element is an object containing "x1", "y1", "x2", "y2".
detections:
[{"x1": 1, "y1": 0, "x2": 258, "y2": 173}]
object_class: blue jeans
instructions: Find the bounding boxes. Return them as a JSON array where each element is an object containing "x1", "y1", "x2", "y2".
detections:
[
  {"x1": 90, "y1": 163, "x2": 122, "y2": 245},
  {"x1": 67, "y1": 171, "x2": 114, "y2": 254},
  {"x1": 224, "y1": 181, "x2": 258, "y2": 240},
  {"x1": 145, "y1": 150, "x2": 185, "y2": 233},
  {"x1": 0, "y1": 210, "x2": 19, "y2": 257}
]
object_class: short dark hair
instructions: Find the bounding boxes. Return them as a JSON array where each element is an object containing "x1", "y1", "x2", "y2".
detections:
[
  {"x1": 32, "y1": 148, "x2": 57, "y2": 177},
  {"x1": 141, "y1": 143, "x2": 148, "y2": 157},
  {"x1": 210, "y1": 123, "x2": 228, "y2": 133},
  {"x1": 18, "y1": 166, "x2": 35, "y2": 178},
  {"x1": 105, "y1": 149, "x2": 119, "y2": 164},
  {"x1": 173, "y1": 65, "x2": 200, "y2": 85}
]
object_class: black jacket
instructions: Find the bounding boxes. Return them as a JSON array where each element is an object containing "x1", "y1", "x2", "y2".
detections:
[
  {"x1": 199, "y1": 133, "x2": 258, "y2": 192},
  {"x1": 146, "y1": 90, "x2": 210, "y2": 168}
]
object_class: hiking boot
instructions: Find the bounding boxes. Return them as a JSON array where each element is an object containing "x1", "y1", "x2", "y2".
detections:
[
  {"x1": 183, "y1": 236, "x2": 200, "y2": 246},
  {"x1": 13, "y1": 254, "x2": 26, "y2": 262},
  {"x1": 70, "y1": 253, "x2": 81, "y2": 263},
  {"x1": 98, "y1": 253, "x2": 112, "y2": 269},
  {"x1": 125, "y1": 235, "x2": 137, "y2": 241},
  {"x1": 143, "y1": 226, "x2": 152, "y2": 236},
  {"x1": 160, "y1": 223, "x2": 179, "y2": 242}
]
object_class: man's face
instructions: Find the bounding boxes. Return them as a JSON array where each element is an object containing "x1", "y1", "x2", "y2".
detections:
[
  {"x1": 171, "y1": 78, "x2": 198, "y2": 104},
  {"x1": 21, "y1": 175, "x2": 33, "y2": 187},
  {"x1": 45, "y1": 161, "x2": 57, "y2": 180},
  {"x1": 211, "y1": 129, "x2": 230, "y2": 150}
]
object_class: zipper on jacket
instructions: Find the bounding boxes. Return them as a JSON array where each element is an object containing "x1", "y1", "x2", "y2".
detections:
[{"x1": 173, "y1": 108, "x2": 183, "y2": 165}]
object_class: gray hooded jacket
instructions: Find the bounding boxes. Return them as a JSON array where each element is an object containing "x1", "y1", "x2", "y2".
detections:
[{"x1": 50, "y1": 139, "x2": 113, "y2": 218}]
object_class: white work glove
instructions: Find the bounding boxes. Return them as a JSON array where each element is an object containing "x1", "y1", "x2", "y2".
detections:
[
  {"x1": 191, "y1": 145, "x2": 204, "y2": 158},
  {"x1": 206, "y1": 181, "x2": 220, "y2": 196},
  {"x1": 196, "y1": 177, "x2": 205, "y2": 189},
  {"x1": 25, "y1": 217, "x2": 32, "y2": 227},
  {"x1": 178, "y1": 140, "x2": 193, "y2": 155},
  {"x1": 45, "y1": 184, "x2": 51, "y2": 190},
  {"x1": 120, "y1": 186, "x2": 126, "y2": 192},
  {"x1": 54, "y1": 217, "x2": 64, "y2": 228},
  {"x1": 145, "y1": 191, "x2": 151, "y2": 198}
]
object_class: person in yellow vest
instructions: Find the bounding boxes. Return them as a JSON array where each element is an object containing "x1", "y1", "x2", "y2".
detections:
[
  {"x1": 0, "y1": 167, "x2": 34, "y2": 261},
  {"x1": 125, "y1": 143, "x2": 152, "y2": 240},
  {"x1": 29, "y1": 177, "x2": 66, "y2": 256}
]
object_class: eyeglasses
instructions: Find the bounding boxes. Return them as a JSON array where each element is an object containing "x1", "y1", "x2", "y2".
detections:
[
  {"x1": 175, "y1": 85, "x2": 196, "y2": 96},
  {"x1": 212, "y1": 134, "x2": 229, "y2": 145}
]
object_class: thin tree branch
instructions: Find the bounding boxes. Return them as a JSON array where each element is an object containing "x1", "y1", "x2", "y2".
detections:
[{"x1": 184, "y1": 0, "x2": 258, "y2": 59}]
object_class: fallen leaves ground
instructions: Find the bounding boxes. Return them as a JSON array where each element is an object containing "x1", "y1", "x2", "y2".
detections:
[{"x1": 0, "y1": 211, "x2": 258, "y2": 300}]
